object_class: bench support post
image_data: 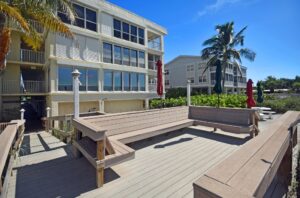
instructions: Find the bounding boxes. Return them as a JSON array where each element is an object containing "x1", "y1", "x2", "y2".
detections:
[
  {"x1": 73, "y1": 129, "x2": 82, "y2": 158},
  {"x1": 96, "y1": 139, "x2": 105, "y2": 188}
]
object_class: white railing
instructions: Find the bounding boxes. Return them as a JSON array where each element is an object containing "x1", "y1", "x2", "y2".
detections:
[
  {"x1": 148, "y1": 84, "x2": 157, "y2": 92},
  {"x1": 2, "y1": 80, "x2": 46, "y2": 94},
  {"x1": 148, "y1": 41, "x2": 161, "y2": 51},
  {"x1": 20, "y1": 49, "x2": 45, "y2": 64},
  {"x1": 148, "y1": 61, "x2": 157, "y2": 70},
  {"x1": 29, "y1": 20, "x2": 44, "y2": 33}
]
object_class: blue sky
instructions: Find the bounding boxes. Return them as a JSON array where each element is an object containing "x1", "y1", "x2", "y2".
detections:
[{"x1": 108, "y1": 0, "x2": 300, "y2": 83}]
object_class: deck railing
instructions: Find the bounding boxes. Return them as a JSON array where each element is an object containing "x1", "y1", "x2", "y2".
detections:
[
  {"x1": 1, "y1": 80, "x2": 46, "y2": 94},
  {"x1": 20, "y1": 49, "x2": 45, "y2": 64},
  {"x1": 0, "y1": 122, "x2": 10, "y2": 134},
  {"x1": 148, "y1": 41, "x2": 161, "y2": 51},
  {"x1": 148, "y1": 84, "x2": 157, "y2": 92}
]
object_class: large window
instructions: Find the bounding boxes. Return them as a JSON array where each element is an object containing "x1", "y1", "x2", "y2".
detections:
[
  {"x1": 138, "y1": 28, "x2": 145, "y2": 45},
  {"x1": 130, "y1": 50, "x2": 137, "y2": 67},
  {"x1": 114, "y1": 71, "x2": 122, "y2": 91},
  {"x1": 104, "y1": 70, "x2": 113, "y2": 91},
  {"x1": 113, "y1": 18, "x2": 145, "y2": 46},
  {"x1": 113, "y1": 19, "x2": 121, "y2": 38},
  {"x1": 138, "y1": 51, "x2": 145, "y2": 68},
  {"x1": 58, "y1": 4, "x2": 97, "y2": 31},
  {"x1": 130, "y1": 73, "x2": 138, "y2": 91},
  {"x1": 123, "y1": 72, "x2": 130, "y2": 91},
  {"x1": 58, "y1": 66, "x2": 98, "y2": 91},
  {"x1": 103, "y1": 43, "x2": 112, "y2": 63},
  {"x1": 139, "y1": 74, "x2": 145, "y2": 91},
  {"x1": 123, "y1": 48, "x2": 130, "y2": 66},
  {"x1": 58, "y1": 67, "x2": 73, "y2": 91},
  {"x1": 114, "y1": 46, "x2": 122, "y2": 65}
]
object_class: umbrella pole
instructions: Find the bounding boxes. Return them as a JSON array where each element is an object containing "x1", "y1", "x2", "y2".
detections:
[{"x1": 218, "y1": 94, "x2": 220, "y2": 108}]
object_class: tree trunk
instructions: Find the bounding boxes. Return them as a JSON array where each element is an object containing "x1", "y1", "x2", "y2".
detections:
[{"x1": 221, "y1": 59, "x2": 227, "y2": 92}]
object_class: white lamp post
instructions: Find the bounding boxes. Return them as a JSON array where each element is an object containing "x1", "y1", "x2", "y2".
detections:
[
  {"x1": 20, "y1": 108, "x2": 25, "y2": 120},
  {"x1": 72, "y1": 69, "x2": 81, "y2": 119}
]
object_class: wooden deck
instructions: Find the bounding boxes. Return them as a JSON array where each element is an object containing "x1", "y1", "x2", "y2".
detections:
[{"x1": 7, "y1": 116, "x2": 281, "y2": 198}]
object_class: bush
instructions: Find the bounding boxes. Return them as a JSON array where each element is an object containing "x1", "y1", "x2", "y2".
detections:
[{"x1": 261, "y1": 96, "x2": 300, "y2": 113}]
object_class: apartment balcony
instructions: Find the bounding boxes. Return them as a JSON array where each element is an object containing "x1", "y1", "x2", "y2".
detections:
[
  {"x1": 20, "y1": 49, "x2": 45, "y2": 64},
  {"x1": 148, "y1": 61, "x2": 157, "y2": 70},
  {"x1": 29, "y1": 20, "x2": 44, "y2": 33},
  {"x1": 148, "y1": 31, "x2": 162, "y2": 51},
  {"x1": 148, "y1": 84, "x2": 157, "y2": 92},
  {"x1": 1, "y1": 80, "x2": 46, "y2": 95}
]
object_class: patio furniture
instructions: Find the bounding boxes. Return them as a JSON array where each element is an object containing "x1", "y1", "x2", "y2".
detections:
[
  {"x1": 193, "y1": 111, "x2": 300, "y2": 198},
  {"x1": 72, "y1": 106, "x2": 260, "y2": 188},
  {"x1": 262, "y1": 111, "x2": 276, "y2": 119}
]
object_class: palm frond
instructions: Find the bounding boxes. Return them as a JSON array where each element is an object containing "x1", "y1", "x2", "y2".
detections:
[
  {"x1": 0, "y1": 1, "x2": 29, "y2": 31},
  {"x1": 232, "y1": 59, "x2": 243, "y2": 76},
  {"x1": 203, "y1": 35, "x2": 219, "y2": 46},
  {"x1": 227, "y1": 49, "x2": 242, "y2": 63},
  {"x1": 202, "y1": 55, "x2": 218, "y2": 77},
  {"x1": 20, "y1": 28, "x2": 44, "y2": 50},
  {"x1": 0, "y1": 28, "x2": 11, "y2": 71},
  {"x1": 240, "y1": 48, "x2": 256, "y2": 61}
]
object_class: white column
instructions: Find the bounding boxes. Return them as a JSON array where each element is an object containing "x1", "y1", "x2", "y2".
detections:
[
  {"x1": 46, "y1": 107, "x2": 51, "y2": 118},
  {"x1": 20, "y1": 108, "x2": 25, "y2": 120},
  {"x1": 145, "y1": 99, "x2": 149, "y2": 110},
  {"x1": 187, "y1": 80, "x2": 191, "y2": 106},
  {"x1": 72, "y1": 69, "x2": 81, "y2": 119}
]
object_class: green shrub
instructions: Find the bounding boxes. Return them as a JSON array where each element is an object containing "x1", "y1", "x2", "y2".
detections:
[{"x1": 261, "y1": 96, "x2": 300, "y2": 113}]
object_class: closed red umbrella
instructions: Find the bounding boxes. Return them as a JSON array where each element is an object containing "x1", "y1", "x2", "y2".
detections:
[
  {"x1": 246, "y1": 79, "x2": 256, "y2": 108},
  {"x1": 156, "y1": 60, "x2": 163, "y2": 96}
]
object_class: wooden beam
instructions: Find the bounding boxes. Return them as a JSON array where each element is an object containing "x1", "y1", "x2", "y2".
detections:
[{"x1": 96, "y1": 140, "x2": 105, "y2": 187}]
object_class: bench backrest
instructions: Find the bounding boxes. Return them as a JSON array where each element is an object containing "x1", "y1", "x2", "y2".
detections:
[
  {"x1": 193, "y1": 111, "x2": 300, "y2": 197},
  {"x1": 189, "y1": 106, "x2": 256, "y2": 126},
  {"x1": 83, "y1": 106, "x2": 189, "y2": 136}
]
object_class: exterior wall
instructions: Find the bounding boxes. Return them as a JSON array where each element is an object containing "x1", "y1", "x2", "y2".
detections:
[
  {"x1": 1, "y1": 96, "x2": 21, "y2": 121},
  {"x1": 104, "y1": 100, "x2": 144, "y2": 113},
  {"x1": 58, "y1": 101, "x2": 99, "y2": 115}
]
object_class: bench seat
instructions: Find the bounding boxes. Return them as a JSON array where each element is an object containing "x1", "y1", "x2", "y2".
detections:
[
  {"x1": 109, "y1": 119, "x2": 195, "y2": 144},
  {"x1": 73, "y1": 137, "x2": 135, "y2": 169}
]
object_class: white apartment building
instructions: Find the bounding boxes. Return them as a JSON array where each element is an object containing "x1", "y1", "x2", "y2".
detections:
[
  {"x1": 0, "y1": 0, "x2": 167, "y2": 123},
  {"x1": 165, "y1": 56, "x2": 247, "y2": 94}
]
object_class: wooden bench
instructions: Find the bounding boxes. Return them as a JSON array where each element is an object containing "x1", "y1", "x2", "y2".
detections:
[
  {"x1": 193, "y1": 111, "x2": 300, "y2": 198},
  {"x1": 0, "y1": 120, "x2": 25, "y2": 198},
  {"x1": 189, "y1": 106, "x2": 260, "y2": 137}
]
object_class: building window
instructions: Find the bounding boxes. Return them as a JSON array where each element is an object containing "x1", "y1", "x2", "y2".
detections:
[
  {"x1": 58, "y1": 4, "x2": 97, "y2": 31},
  {"x1": 123, "y1": 48, "x2": 130, "y2": 66},
  {"x1": 188, "y1": 78, "x2": 194, "y2": 83},
  {"x1": 87, "y1": 69, "x2": 98, "y2": 91},
  {"x1": 103, "y1": 43, "x2": 113, "y2": 63},
  {"x1": 165, "y1": 80, "x2": 170, "y2": 85},
  {"x1": 114, "y1": 71, "x2": 122, "y2": 91},
  {"x1": 58, "y1": 67, "x2": 73, "y2": 91},
  {"x1": 104, "y1": 70, "x2": 113, "y2": 91},
  {"x1": 114, "y1": 46, "x2": 122, "y2": 65},
  {"x1": 130, "y1": 25, "x2": 138, "y2": 43},
  {"x1": 139, "y1": 51, "x2": 145, "y2": 68},
  {"x1": 199, "y1": 76, "x2": 207, "y2": 83},
  {"x1": 130, "y1": 73, "x2": 138, "y2": 91},
  {"x1": 113, "y1": 19, "x2": 121, "y2": 38},
  {"x1": 78, "y1": 68, "x2": 87, "y2": 91},
  {"x1": 122, "y1": 22, "x2": 130, "y2": 41},
  {"x1": 138, "y1": 28, "x2": 145, "y2": 45},
  {"x1": 130, "y1": 50, "x2": 137, "y2": 67},
  {"x1": 123, "y1": 72, "x2": 130, "y2": 91},
  {"x1": 139, "y1": 74, "x2": 145, "y2": 91}
]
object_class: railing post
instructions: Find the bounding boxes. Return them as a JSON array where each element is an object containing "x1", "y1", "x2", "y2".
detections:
[
  {"x1": 20, "y1": 109, "x2": 25, "y2": 120},
  {"x1": 72, "y1": 69, "x2": 81, "y2": 119},
  {"x1": 46, "y1": 107, "x2": 50, "y2": 132},
  {"x1": 187, "y1": 80, "x2": 191, "y2": 106}
]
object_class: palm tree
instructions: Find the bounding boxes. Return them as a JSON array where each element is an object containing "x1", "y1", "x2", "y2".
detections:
[
  {"x1": 0, "y1": 0, "x2": 75, "y2": 71},
  {"x1": 201, "y1": 22, "x2": 256, "y2": 90}
]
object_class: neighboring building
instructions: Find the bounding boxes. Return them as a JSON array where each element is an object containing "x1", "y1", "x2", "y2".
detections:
[
  {"x1": 0, "y1": 0, "x2": 167, "y2": 123},
  {"x1": 165, "y1": 56, "x2": 247, "y2": 94}
]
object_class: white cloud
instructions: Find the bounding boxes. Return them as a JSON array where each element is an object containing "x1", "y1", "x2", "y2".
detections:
[{"x1": 197, "y1": 0, "x2": 243, "y2": 17}]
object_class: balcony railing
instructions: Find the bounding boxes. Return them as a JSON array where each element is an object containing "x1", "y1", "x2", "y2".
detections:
[
  {"x1": 148, "y1": 61, "x2": 157, "y2": 70},
  {"x1": 2, "y1": 80, "x2": 46, "y2": 94},
  {"x1": 148, "y1": 41, "x2": 161, "y2": 51},
  {"x1": 29, "y1": 20, "x2": 44, "y2": 33},
  {"x1": 148, "y1": 84, "x2": 157, "y2": 92},
  {"x1": 20, "y1": 49, "x2": 45, "y2": 64}
]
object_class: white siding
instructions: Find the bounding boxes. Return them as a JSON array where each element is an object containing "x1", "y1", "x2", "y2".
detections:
[
  {"x1": 101, "y1": 12, "x2": 113, "y2": 36},
  {"x1": 55, "y1": 34, "x2": 100, "y2": 62}
]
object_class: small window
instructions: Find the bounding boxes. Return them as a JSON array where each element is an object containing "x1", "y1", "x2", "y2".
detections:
[
  {"x1": 114, "y1": 46, "x2": 122, "y2": 65},
  {"x1": 78, "y1": 68, "x2": 87, "y2": 91},
  {"x1": 123, "y1": 48, "x2": 130, "y2": 66},
  {"x1": 138, "y1": 28, "x2": 145, "y2": 45},
  {"x1": 87, "y1": 69, "x2": 98, "y2": 91},
  {"x1": 104, "y1": 70, "x2": 113, "y2": 91},
  {"x1": 138, "y1": 51, "x2": 145, "y2": 68},
  {"x1": 130, "y1": 73, "x2": 138, "y2": 91},
  {"x1": 139, "y1": 73, "x2": 145, "y2": 91},
  {"x1": 114, "y1": 71, "x2": 122, "y2": 91},
  {"x1": 74, "y1": 4, "x2": 85, "y2": 28},
  {"x1": 114, "y1": 19, "x2": 121, "y2": 38},
  {"x1": 123, "y1": 72, "x2": 130, "y2": 91},
  {"x1": 122, "y1": 22, "x2": 130, "y2": 41},
  {"x1": 86, "y1": 8, "x2": 97, "y2": 31},
  {"x1": 130, "y1": 50, "x2": 137, "y2": 67},
  {"x1": 58, "y1": 67, "x2": 73, "y2": 91},
  {"x1": 103, "y1": 43, "x2": 113, "y2": 63},
  {"x1": 130, "y1": 25, "x2": 137, "y2": 43}
]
